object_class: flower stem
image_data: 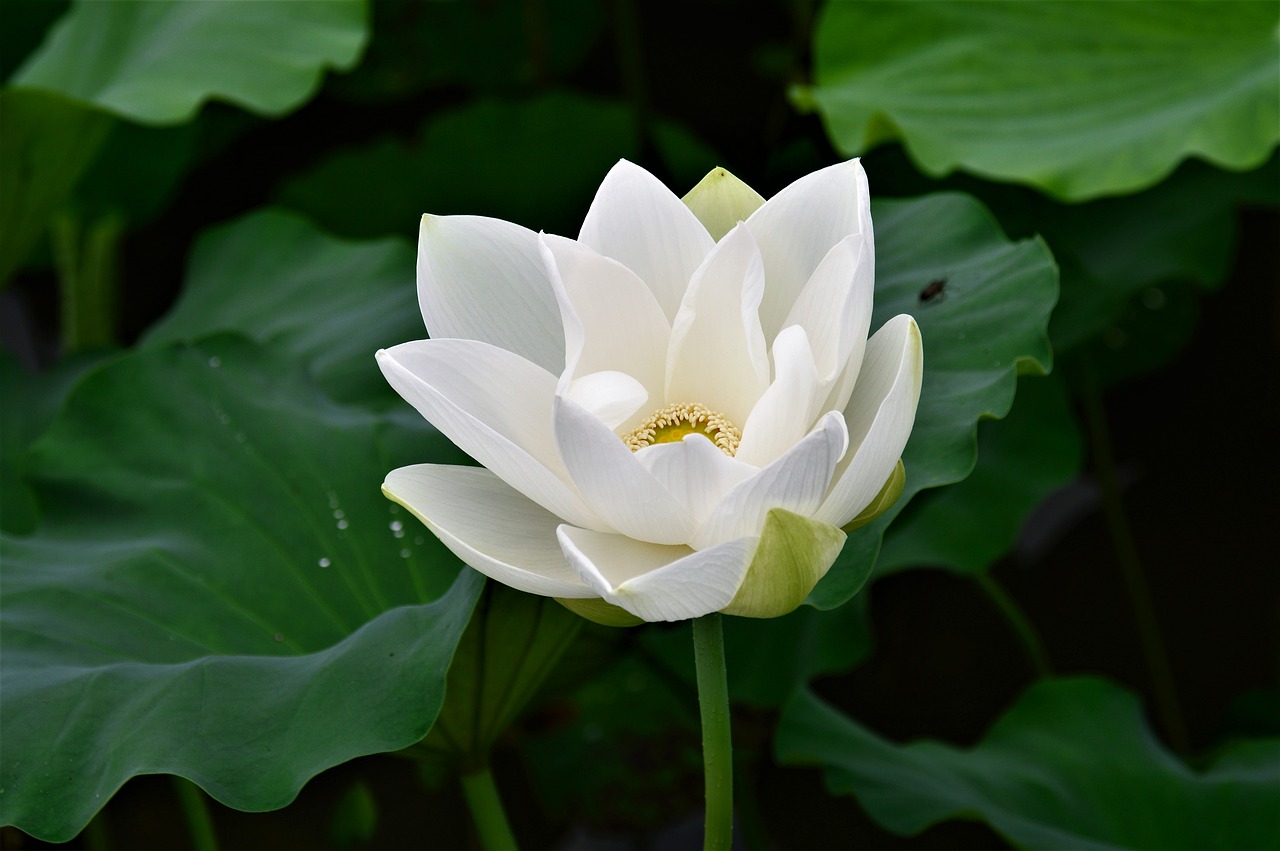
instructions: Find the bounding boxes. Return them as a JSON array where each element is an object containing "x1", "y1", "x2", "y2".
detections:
[
  {"x1": 459, "y1": 767, "x2": 518, "y2": 851},
  {"x1": 972, "y1": 572, "x2": 1053, "y2": 679},
  {"x1": 692, "y1": 613, "x2": 733, "y2": 851},
  {"x1": 52, "y1": 211, "x2": 124, "y2": 354},
  {"x1": 172, "y1": 777, "x2": 219, "y2": 851},
  {"x1": 1080, "y1": 368, "x2": 1189, "y2": 752}
]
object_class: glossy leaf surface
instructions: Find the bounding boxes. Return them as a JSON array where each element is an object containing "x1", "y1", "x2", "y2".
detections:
[
  {"x1": 0, "y1": 336, "x2": 481, "y2": 841},
  {"x1": 12, "y1": 0, "x2": 367, "y2": 124},
  {"x1": 805, "y1": 1, "x2": 1279, "y2": 199}
]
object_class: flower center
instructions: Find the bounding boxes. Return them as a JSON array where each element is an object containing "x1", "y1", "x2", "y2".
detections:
[{"x1": 621, "y1": 402, "x2": 741, "y2": 457}]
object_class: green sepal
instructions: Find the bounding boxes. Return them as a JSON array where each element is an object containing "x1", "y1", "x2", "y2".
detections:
[
  {"x1": 556, "y1": 596, "x2": 644, "y2": 628},
  {"x1": 721, "y1": 509, "x2": 847, "y2": 619},
  {"x1": 681, "y1": 166, "x2": 765, "y2": 241},
  {"x1": 843, "y1": 459, "x2": 905, "y2": 533}
]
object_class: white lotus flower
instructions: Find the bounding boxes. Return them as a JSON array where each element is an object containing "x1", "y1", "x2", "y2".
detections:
[{"x1": 377, "y1": 160, "x2": 922, "y2": 624}]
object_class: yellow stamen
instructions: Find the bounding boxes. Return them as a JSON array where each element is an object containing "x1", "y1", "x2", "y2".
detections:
[{"x1": 622, "y1": 402, "x2": 741, "y2": 457}]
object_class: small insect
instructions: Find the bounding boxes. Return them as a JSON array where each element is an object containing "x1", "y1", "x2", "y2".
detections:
[{"x1": 918, "y1": 277, "x2": 948, "y2": 304}]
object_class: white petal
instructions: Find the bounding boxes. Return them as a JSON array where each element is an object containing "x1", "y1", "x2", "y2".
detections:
[
  {"x1": 578, "y1": 160, "x2": 715, "y2": 322},
  {"x1": 745, "y1": 159, "x2": 872, "y2": 340},
  {"x1": 557, "y1": 527, "x2": 691, "y2": 592},
  {"x1": 558, "y1": 526, "x2": 758, "y2": 622},
  {"x1": 566, "y1": 370, "x2": 649, "y2": 430},
  {"x1": 782, "y1": 233, "x2": 873, "y2": 387},
  {"x1": 816, "y1": 315, "x2": 924, "y2": 526},
  {"x1": 735, "y1": 326, "x2": 823, "y2": 468},
  {"x1": 665, "y1": 223, "x2": 770, "y2": 428},
  {"x1": 693, "y1": 412, "x2": 850, "y2": 549},
  {"x1": 539, "y1": 233, "x2": 669, "y2": 425},
  {"x1": 385, "y1": 465, "x2": 594, "y2": 598},
  {"x1": 635, "y1": 435, "x2": 755, "y2": 524},
  {"x1": 553, "y1": 395, "x2": 696, "y2": 545},
  {"x1": 418, "y1": 215, "x2": 564, "y2": 374},
  {"x1": 377, "y1": 340, "x2": 602, "y2": 531}
]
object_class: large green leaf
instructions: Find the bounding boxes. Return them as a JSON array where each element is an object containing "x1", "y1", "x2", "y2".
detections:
[
  {"x1": 803, "y1": 1, "x2": 1280, "y2": 200},
  {"x1": 777, "y1": 677, "x2": 1280, "y2": 850},
  {"x1": 0, "y1": 335, "x2": 481, "y2": 841},
  {"x1": 11, "y1": 0, "x2": 368, "y2": 125},
  {"x1": 142, "y1": 210, "x2": 419, "y2": 407},
  {"x1": 809, "y1": 193, "x2": 1058, "y2": 608},
  {"x1": 0, "y1": 351, "x2": 113, "y2": 534},
  {"x1": 877, "y1": 374, "x2": 1082, "y2": 576}
]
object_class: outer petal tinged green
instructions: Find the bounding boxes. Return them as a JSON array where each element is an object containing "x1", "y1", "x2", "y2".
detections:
[
  {"x1": 681, "y1": 167, "x2": 766, "y2": 242},
  {"x1": 694, "y1": 412, "x2": 848, "y2": 550},
  {"x1": 815, "y1": 314, "x2": 922, "y2": 528},
  {"x1": 721, "y1": 508, "x2": 847, "y2": 619},
  {"x1": 843, "y1": 459, "x2": 904, "y2": 533},
  {"x1": 555, "y1": 596, "x2": 644, "y2": 628}
]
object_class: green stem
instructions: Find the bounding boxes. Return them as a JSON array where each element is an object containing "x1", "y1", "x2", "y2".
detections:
[
  {"x1": 52, "y1": 211, "x2": 123, "y2": 353},
  {"x1": 459, "y1": 767, "x2": 518, "y2": 851},
  {"x1": 973, "y1": 572, "x2": 1053, "y2": 678},
  {"x1": 1080, "y1": 368, "x2": 1189, "y2": 752},
  {"x1": 172, "y1": 777, "x2": 219, "y2": 851},
  {"x1": 692, "y1": 613, "x2": 733, "y2": 851}
]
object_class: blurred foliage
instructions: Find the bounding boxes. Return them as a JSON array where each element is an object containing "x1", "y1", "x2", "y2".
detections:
[
  {"x1": 10, "y1": 0, "x2": 368, "y2": 124},
  {"x1": 877, "y1": 373, "x2": 1083, "y2": 577},
  {"x1": 141, "y1": 210, "x2": 420, "y2": 407},
  {"x1": 779, "y1": 677, "x2": 1280, "y2": 849},
  {"x1": 329, "y1": 781, "x2": 378, "y2": 850},
  {"x1": 1, "y1": 0, "x2": 1276, "y2": 848}
]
